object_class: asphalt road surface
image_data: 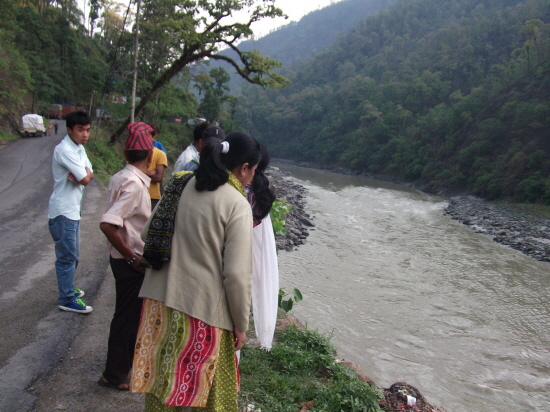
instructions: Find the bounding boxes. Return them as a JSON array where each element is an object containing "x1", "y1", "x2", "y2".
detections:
[{"x1": 0, "y1": 124, "x2": 144, "y2": 411}]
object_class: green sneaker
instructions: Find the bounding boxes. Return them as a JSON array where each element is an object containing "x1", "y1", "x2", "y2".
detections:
[
  {"x1": 59, "y1": 298, "x2": 93, "y2": 314},
  {"x1": 74, "y1": 288, "x2": 85, "y2": 298}
]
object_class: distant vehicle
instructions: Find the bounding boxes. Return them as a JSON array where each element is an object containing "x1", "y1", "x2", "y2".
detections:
[
  {"x1": 47, "y1": 104, "x2": 63, "y2": 119},
  {"x1": 167, "y1": 117, "x2": 182, "y2": 123},
  {"x1": 22, "y1": 114, "x2": 46, "y2": 137},
  {"x1": 60, "y1": 104, "x2": 86, "y2": 119},
  {"x1": 48, "y1": 104, "x2": 86, "y2": 119},
  {"x1": 186, "y1": 117, "x2": 206, "y2": 126},
  {"x1": 96, "y1": 108, "x2": 111, "y2": 121}
]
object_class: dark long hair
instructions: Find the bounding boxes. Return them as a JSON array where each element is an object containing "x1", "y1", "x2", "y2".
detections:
[
  {"x1": 195, "y1": 131, "x2": 261, "y2": 191},
  {"x1": 251, "y1": 144, "x2": 276, "y2": 221}
]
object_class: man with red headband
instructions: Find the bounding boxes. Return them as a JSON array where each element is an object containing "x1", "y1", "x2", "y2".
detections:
[{"x1": 98, "y1": 122, "x2": 154, "y2": 391}]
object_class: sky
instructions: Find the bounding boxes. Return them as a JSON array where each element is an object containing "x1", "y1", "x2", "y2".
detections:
[
  {"x1": 247, "y1": 0, "x2": 344, "y2": 38},
  {"x1": 78, "y1": 0, "x2": 344, "y2": 39}
]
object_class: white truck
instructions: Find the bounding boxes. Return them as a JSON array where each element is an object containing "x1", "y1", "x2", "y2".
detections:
[{"x1": 22, "y1": 114, "x2": 46, "y2": 137}]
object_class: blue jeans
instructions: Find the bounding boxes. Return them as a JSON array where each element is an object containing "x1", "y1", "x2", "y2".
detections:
[{"x1": 49, "y1": 215, "x2": 80, "y2": 305}]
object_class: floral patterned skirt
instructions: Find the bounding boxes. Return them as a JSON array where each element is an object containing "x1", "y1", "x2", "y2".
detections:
[{"x1": 131, "y1": 299, "x2": 238, "y2": 411}]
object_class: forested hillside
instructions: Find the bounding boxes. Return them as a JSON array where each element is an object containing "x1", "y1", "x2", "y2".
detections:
[
  {"x1": 0, "y1": 0, "x2": 104, "y2": 131},
  {"x1": 0, "y1": 0, "x2": 194, "y2": 132},
  {"x1": 214, "y1": 0, "x2": 396, "y2": 94},
  {"x1": 235, "y1": 0, "x2": 396, "y2": 68},
  {"x1": 237, "y1": 0, "x2": 550, "y2": 203},
  {"x1": 0, "y1": 0, "x2": 286, "y2": 142}
]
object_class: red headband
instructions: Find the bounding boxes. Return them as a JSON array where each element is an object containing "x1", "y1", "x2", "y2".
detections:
[{"x1": 125, "y1": 122, "x2": 153, "y2": 150}]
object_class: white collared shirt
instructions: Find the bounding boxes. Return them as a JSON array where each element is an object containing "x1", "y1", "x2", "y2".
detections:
[
  {"x1": 48, "y1": 135, "x2": 93, "y2": 220},
  {"x1": 172, "y1": 144, "x2": 199, "y2": 174}
]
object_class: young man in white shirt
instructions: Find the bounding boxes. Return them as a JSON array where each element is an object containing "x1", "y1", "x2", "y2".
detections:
[
  {"x1": 173, "y1": 122, "x2": 208, "y2": 173},
  {"x1": 48, "y1": 111, "x2": 94, "y2": 313}
]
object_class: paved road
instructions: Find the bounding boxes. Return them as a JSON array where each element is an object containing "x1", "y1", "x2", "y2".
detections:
[{"x1": 0, "y1": 125, "x2": 144, "y2": 411}]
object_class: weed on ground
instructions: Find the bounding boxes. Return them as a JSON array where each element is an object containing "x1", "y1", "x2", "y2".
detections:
[{"x1": 239, "y1": 325, "x2": 383, "y2": 412}]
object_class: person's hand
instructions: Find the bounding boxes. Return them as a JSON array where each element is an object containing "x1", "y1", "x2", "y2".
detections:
[
  {"x1": 233, "y1": 327, "x2": 246, "y2": 351},
  {"x1": 129, "y1": 253, "x2": 147, "y2": 275},
  {"x1": 67, "y1": 172, "x2": 77, "y2": 182}
]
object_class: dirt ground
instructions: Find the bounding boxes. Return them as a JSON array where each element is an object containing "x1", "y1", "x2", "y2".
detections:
[{"x1": 29, "y1": 268, "x2": 145, "y2": 412}]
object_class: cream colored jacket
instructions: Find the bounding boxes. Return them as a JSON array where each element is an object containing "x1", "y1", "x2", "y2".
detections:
[{"x1": 139, "y1": 177, "x2": 253, "y2": 332}]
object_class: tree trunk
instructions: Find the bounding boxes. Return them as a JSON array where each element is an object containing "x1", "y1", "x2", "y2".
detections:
[
  {"x1": 109, "y1": 50, "x2": 200, "y2": 143},
  {"x1": 130, "y1": 0, "x2": 141, "y2": 123},
  {"x1": 152, "y1": 92, "x2": 160, "y2": 123}
]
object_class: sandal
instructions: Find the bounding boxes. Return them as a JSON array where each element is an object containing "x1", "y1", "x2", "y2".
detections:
[{"x1": 97, "y1": 377, "x2": 130, "y2": 391}]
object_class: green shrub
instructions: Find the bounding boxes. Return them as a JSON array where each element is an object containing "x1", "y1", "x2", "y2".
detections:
[
  {"x1": 0, "y1": 131, "x2": 19, "y2": 143},
  {"x1": 239, "y1": 325, "x2": 382, "y2": 412},
  {"x1": 270, "y1": 199, "x2": 291, "y2": 236},
  {"x1": 86, "y1": 133, "x2": 125, "y2": 186},
  {"x1": 278, "y1": 288, "x2": 303, "y2": 312}
]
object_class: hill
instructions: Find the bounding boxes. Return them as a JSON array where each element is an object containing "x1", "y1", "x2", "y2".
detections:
[
  {"x1": 210, "y1": 0, "x2": 396, "y2": 94},
  {"x1": 236, "y1": 0, "x2": 550, "y2": 204}
]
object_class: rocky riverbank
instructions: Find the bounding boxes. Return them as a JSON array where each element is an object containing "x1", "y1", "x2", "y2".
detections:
[
  {"x1": 266, "y1": 166, "x2": 315, "y2": 251},
  {"x1": 445, "y1": 195, "x2": 550, "y2": 263}
]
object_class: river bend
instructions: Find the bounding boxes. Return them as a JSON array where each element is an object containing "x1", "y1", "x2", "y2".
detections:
[{"x1": 275, "y1": 164, "x2": 550, "y2": 412}]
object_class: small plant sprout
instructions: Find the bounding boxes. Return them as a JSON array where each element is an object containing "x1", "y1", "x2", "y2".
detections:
[
  {"x1": 278, "y1": 288, "x2": 303, "y2": 312},
  {"x1": 270, "y1": 199, "x2": 292, "y2": 236}
]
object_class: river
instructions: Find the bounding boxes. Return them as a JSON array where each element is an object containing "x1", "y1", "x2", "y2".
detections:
[{"x1": 274, "y1": 164, "x2": 550, "y2": 412}]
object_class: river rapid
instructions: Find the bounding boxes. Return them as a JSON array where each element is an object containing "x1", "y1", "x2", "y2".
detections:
[{"x1": 274, "y1": 164, "x2": 550, "y2": 412}]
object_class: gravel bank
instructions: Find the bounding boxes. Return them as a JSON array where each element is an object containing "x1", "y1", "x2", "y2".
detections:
[
  {"x1": 445, "y1": 195, "x2": 550, "y2": 263},
  {"x1": 266, "y1": 166, "x2": 315, "y2": 251}
]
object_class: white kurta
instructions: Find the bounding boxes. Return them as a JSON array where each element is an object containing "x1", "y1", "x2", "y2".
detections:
[{"x1": 251, "y1": 214, "x2": 279, "y2": 350}]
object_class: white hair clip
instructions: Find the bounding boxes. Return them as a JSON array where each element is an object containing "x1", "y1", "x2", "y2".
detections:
[{"x1": 221, "y1": 141, "x2": 230, "y2": 154}]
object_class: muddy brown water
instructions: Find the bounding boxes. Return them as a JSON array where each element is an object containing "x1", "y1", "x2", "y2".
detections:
[{"x1": 275, "y1": 164, "x2": 550, "y2": 412}]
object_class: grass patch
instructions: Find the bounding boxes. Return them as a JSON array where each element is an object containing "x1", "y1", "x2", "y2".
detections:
[
  {"x1": 512, "y1": 202, "x2": 550, "y2": 219},
  {"x1": 239, "y1": 324, "x2": 383, "y2": 412},
  {"x1": 86, "y1": 131, "x2": 126, "y2": 187},
  {"x1": 0, "y1": 130, "x2": 20, "y2": 144}
]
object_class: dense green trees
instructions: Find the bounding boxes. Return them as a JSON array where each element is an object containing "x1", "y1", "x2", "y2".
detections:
[
  {"x1": 0, "y1": 0, "x2": 288, "y2": 141},
  {"x1": 4, "y1": 0, "x2": 550, "y2": 204},
  {"x1": 1, "y1": 0, "x2": 105, "y2": 122},
  {"x1": 0, "y1": 0, "x2": 31, "y2": 129},
  {"x1": 108, "y1": 0, "x2": 290, "y2": 142},
  {"x1": 237, "y1": 0, "x2": 550, "y2": 204}
]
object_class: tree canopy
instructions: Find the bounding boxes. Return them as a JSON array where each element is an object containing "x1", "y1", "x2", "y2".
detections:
[
  {"x1": 108, "y1": 0, "x2": 290, "y2": 142},
  {"x1": 0, "y1": 0, "x2": 289, "y2": 142},
  {"x1": 235, "y1": 0, "x2": 550, "y2": 204}
]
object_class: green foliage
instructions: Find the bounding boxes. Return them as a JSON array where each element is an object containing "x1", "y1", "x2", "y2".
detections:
[
  {"x1": 278, "y1": 288, "x2": 303, "y2": 313},
  {"x1": 85, "y1": 133, "x2": 126, "y2": 186},
  {"x1": 239, "y1": 0, "x2": 550, "y2": 204},
  {"x1": 14, "y1": 4, "x2": 105, "y2": 106},
  {"x1": 270, "y1": 199, "x2": 291, "y2": 236},
  {"x1": 0, "y1": 131, "x2": 19, "y2": 143},
  {"x1": 2, "y1": 0, "x2": 288, "y2": 146},
  {"x1": 239, "y1": 325, "x2": 382, "y2": 412},
  {"x1": 109, "y1": 0, "x2": 290, "y2": 143},
  {"x1": 142, "y1": 81, "x2": 197, "y2": 125},
  {"x1": 0, "y1": 30, "x2": 31, "y2": 132}
]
